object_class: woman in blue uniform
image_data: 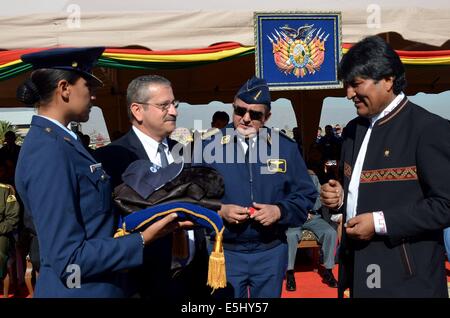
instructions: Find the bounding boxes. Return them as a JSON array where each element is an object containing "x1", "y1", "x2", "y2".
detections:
[{"x1": 14, "y1": 47, "x2": 191, "y2": 297}]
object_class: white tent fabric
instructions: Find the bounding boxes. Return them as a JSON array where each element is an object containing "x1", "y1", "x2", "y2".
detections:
[{"x1": 1, "y1": 0, "x2": 449, "y2": 50}]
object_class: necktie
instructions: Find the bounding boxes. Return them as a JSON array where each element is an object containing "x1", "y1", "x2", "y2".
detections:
[
  {"x1": 244, "y1": 138, "x2": 250, "y2": 162},
  {"x1": 157, "y1": 143, "x2": 169, "y2": 168}
]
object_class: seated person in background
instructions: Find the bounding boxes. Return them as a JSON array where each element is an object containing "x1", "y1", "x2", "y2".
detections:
[{"x1": 285, "y1": 170, "x2": 338, "y2": 291}]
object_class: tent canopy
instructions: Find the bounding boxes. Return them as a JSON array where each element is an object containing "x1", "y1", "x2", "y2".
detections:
[{"x1": 2, "y1": 0, "x2": 450, "y2": 50}]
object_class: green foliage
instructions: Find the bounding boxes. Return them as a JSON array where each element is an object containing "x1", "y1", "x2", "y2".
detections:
[{"x1": 0, "y1": 120, "x2": 18, "y2": 145}]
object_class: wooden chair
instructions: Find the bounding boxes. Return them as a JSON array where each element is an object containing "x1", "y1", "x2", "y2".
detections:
[{"x1": 297, "y1": 229, "x2": 321, "y2": 272}]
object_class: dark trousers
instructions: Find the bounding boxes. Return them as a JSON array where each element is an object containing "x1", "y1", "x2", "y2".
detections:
[{"x1": 219, "y1": 243, "x2": 288, "y2": 298}]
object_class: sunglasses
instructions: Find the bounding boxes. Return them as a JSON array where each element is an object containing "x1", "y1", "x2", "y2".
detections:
[{"x1": 233, "y1": 104, "x2": 264, "y2": 121}]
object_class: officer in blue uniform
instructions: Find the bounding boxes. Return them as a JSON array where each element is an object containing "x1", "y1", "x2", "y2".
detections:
[
  {"x1": 14, "y1": 47, "x2": 192, "y2": 297},
  {"x1": 198, "y1": 76, "x2": 317, "y2": 298}
]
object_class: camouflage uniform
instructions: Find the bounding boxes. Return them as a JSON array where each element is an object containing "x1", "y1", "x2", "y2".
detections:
[{"x1": 0, "y1": 183, "x2": 20, "y2": 279}]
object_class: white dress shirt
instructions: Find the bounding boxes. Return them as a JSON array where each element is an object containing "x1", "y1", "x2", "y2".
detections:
[
  {"x1": 237, "y1": 134, "x2": 256, "y2": 156},
  {"x1": 132, "y1": 125, "x2": 195, "y2": 267},
  {"x1": 346, "y1": 92, "x2": 405, "y2": 234},
  {"x1": 132, "y1": 126, "x2": 174, "y2": 167}
]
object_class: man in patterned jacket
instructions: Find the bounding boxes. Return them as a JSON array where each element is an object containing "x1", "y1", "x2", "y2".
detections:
[{"x1": 320, "y1": 36, "x2": 450, "y2": 297}]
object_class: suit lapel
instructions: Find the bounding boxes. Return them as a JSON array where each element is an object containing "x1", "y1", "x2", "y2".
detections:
[
  {"x1": 70, "y1": 137, "x2": 97, "y2": 163},
  {"x1": 126, "y1": 129, "x2": 149, "y2": 160},
  {"x1": 168, "y1": 138, "x2": 184, "y2": 163},
  {"x1": 352, "y1": 118, "x2": 370, "y2": 166}
]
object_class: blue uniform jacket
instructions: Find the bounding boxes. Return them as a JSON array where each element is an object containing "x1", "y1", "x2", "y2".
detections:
[
  {"x1": 15, "y1": 116, "x2": 143, "y2": 297},
  {"x1": 198, "y1": 125, "x2": 317, "y2": 251}
]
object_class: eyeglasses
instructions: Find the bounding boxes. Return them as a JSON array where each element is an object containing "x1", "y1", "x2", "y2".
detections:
[
  {"x1": 136, "y1": 100, "x2": 179, "y2": 111},
  {"x1": 233, "y1": 104, "x2": 264, "y2": 121}
]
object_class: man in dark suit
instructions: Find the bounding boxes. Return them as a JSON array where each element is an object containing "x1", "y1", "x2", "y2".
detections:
[
  {"x1": 320, "y1": 36, "x2": 450, "y2": 297},
  {"x1": 94, "y1": 75, "x2": 209, "y2": 299}
]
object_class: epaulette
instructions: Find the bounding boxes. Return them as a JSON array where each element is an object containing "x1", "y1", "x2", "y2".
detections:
[
  {"x1": 40, "y1": 126, "x2": 58, "y2": 141},
  {"x1": 0, "y1": 183, "x2": 16, "y2": 196},
  {"x1": 201, "y1": 128, "x2": 220, "y2": 140}
]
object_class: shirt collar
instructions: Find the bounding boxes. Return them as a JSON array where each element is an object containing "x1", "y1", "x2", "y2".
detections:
[
  {"x1": 36, "y1": 115, "x2": 78, "y2": 140},
  {"x1": 132, "y1": 126, "x2": 168, "y2": 153},
  {"x1": 370, "y1": 92, "x2": 405, "y2": 127},
  {"x1": 236, "y1": 132, "x2": 257, "y2": 146}
]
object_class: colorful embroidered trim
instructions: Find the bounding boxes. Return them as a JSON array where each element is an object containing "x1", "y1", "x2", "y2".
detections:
[{"x1": 360, "y1": 166, "x2": 418, "y2": 183}]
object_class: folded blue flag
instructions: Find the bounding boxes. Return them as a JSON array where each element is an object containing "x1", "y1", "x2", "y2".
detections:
[
  {"x1": 116, "y1": 201, "x2": 223, "y2": 234},
  {"x1": 113, "y1": 201, "x2": 227, "y2": 290}
]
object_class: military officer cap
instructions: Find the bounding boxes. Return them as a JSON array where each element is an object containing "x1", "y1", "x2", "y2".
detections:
[
  {"x1": 236, "y1": 76, "x2": 271, "y2": 109},
  {"x1": 20, "y1": 47, "x2": 105, "y2": 86},
  {"x1": 121, "y1": 159, "x2": 184, "y2": 199}
]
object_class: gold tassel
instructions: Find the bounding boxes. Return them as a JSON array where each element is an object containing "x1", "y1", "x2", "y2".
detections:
[
  {"x1": 114, "y1": 225, "x2": 129, "y2": 238},
  {"x1": 207, "y1": 228, "x2": 227, "y2": 291},
  {"x1": 172, "y1": 229, "x2": 189, "y2": 259}
]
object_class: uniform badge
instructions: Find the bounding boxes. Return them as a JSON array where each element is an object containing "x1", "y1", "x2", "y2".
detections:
[
  {"x1": 149, "y1": 163, "x2": 160, "y2": 173},
  {"x1": 89, "y1": 162, "x2": 102, "y2": 173},
  {"x1": 384, "y1": 149, "x2": 390, "y2": 157},
  {"x1": 7, "y1": 194, "x2": 17, "y2": 203},
  {"x1": 253, "y1": 90, "x2": 262, "y2": 101},
  {"x1": 45, "y1": 127, "x2": 52, "y2": 133},
  {"x1": 267, "y1": 159, "x2": 286, "y2": 173},
  {"x1": 221, "y1": 135, "x2": 231, "y2": 145}
]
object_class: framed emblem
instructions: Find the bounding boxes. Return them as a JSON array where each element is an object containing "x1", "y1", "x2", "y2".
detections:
[{"x1": 254, "y1": 12, "x2": 342, "y2": 90}]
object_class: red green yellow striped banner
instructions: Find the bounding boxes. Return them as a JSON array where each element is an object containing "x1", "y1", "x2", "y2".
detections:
[{"x1": 1, "y1": 42, "x2": 449, "y2": 81}]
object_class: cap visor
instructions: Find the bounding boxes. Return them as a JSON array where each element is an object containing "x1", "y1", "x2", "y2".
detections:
[{"x1": 83, "y1": 72, "x2": 103, "y2": 87}]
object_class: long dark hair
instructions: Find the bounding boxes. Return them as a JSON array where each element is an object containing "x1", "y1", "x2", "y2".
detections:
[{"x1": 16, "y1": 69, "x2": 82, "y2": 106}]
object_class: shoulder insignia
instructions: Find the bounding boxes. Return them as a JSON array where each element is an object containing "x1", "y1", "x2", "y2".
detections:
[
  {"x1": 7, "y1": 194, "x2": 17, "y2": 203},
  {"x1": 44, "y1": 127, "x2": 52, "y2": 133},
  {"x1": 0, "y1": 183, "x2": 15, "y2": 194},
  {"x1": 202, "y1": 128, "x2": 220, "y2": 140},
  {"x1": 221, "y1": 135, "x2": 231, "y2": 145}
]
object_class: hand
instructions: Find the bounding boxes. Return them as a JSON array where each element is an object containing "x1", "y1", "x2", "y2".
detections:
[
  {"x1": 320, "y1": 179, "x2": 344, "y2": 209},
  {"x1": 345, "y1": 213, "x2": 375, "y2": 240},
  {"x1": 219, "y1": 204, "x2": 250, "y2": 224},
  {"x1": 250, "y1": 202, "x2": 281, "y2": 226},
  {"x1": 141, "y1": 213, "x2": 194, "y2": 245}
]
